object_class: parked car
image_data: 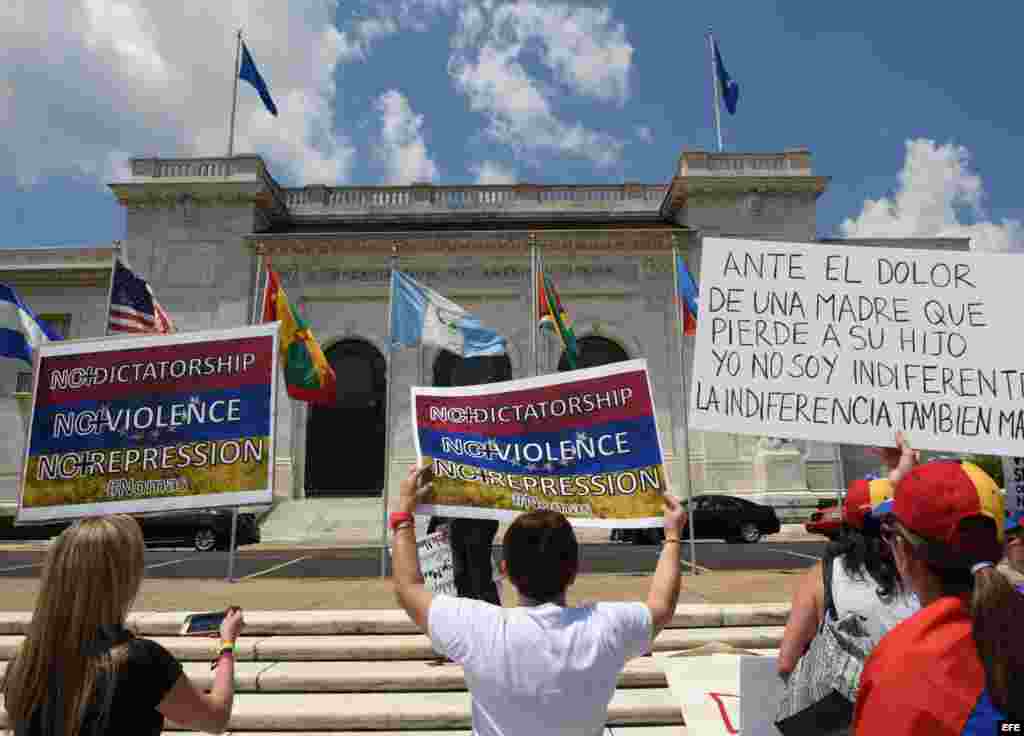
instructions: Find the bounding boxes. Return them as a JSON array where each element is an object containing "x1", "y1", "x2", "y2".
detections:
[
  {"x1": 136, "y1": 509, "x2": 261, "y2": 551},
  {"x1": 805, "y1": 504, "x2": 843, "y2": 540},
  {"x1": 624, "y1": 494, "x2": 781, "y2": 545},
  {"x1": 0, "y1": 509, "x2": 260, "y2": 551}
]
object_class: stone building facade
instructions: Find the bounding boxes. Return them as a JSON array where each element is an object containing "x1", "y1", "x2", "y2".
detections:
[{"x1": 0, "y1": 148, "x2": 965, "y2": 536}]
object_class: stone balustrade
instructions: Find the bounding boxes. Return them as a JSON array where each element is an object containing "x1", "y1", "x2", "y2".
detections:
[
  {"x1": 125, "y1": 156, "x2": 669, "y2": 218},
  {"x1": 678, "y1": 148, "x2": 813, "y2": 177},
  {"x1": 283, "y1": 183, "x2": 669, "y2": 217}
]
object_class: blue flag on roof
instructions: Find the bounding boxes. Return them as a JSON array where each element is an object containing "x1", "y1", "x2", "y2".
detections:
[
  {"x1": 0, "y1": 284, "x2": 61, "y2": 365},
  {"x1": 713, "y1": 39, "x2": 739, "y2": 115},
  {"x1": 239, "y1": 42, "x2": 278, "y2": 117}
]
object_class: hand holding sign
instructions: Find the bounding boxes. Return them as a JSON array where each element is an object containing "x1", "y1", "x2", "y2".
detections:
[{"x1": 398, "y1": 462, "x2": 435, "y2": 515}]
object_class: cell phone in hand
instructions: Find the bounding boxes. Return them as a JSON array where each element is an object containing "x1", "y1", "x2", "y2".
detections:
[
  {"x1": 181, "y1": 610, "x2": 227, "y2": 636},
  {"x1": 419, "y1": 462, "x2": 435, "y2": 488}
]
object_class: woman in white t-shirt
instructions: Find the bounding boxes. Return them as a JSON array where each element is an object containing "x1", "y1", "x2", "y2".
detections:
[{"x1": 779, "y1": 474, "x2": 919, "y2": 676}]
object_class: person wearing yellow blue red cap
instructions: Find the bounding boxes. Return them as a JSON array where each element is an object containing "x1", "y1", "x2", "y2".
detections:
[
  {"x1": 853, "y1": 437, "x2": 1024, "y2": 735},
  {"x1": 778, "y1": 436, "x2": 919, "y2": 683},
  {"x1": 999, "y1": 510, "x2": 1024, "y2": 591}
]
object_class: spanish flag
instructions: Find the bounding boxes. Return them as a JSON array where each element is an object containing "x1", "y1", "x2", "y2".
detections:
[
  {"x1": 538, "y1": 269, "x2": 578, "y2": 369},
  {"x1": 262, "y1": 262, "x2": 336, "y2": 404}
]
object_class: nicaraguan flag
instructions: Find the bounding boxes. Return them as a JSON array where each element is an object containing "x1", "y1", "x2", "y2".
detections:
[
  {"x1": 239, "y1": 42, "x2": 278, "y2": 117},
  {"x1": 390, "y1": 270, "x2": 506, "y2": 357},
  {"x1": 0, "y1": 284, "x2": 61, "y2": 364},
  {"x1": 713, "y1": 39, "x2": 739, "y2": 115}
]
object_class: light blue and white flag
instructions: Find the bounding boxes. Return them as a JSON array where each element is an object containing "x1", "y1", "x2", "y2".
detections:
[
  {"x1": 0, "y1": 284, "x2": 61, "y2": 365},
  {"x1": 390, "y1": 270, "x2": 505, "y2": 357}
]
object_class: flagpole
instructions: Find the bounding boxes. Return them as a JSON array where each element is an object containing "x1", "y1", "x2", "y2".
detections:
[
  {"x1": 707, "y1": 30, "x2": 723, "y2": 153},
  {"x1": 672, "y1": 241, "x2": 699, "y2": 575},
  {"x1": 227, "y1": 28, "x2": 243, "y2": 158},
  {"x1": 530, "y1": 235, "x2": 539, "y2": 377},
  {"x1": 380, "y1": 243, "x2": 400, "y2": 577},
  {"x1": 227, "y1": 254, "x2": 266, "y2": 583},
  {"x1": 102, "y1": 242, "x2": 121, "y2": 338}
]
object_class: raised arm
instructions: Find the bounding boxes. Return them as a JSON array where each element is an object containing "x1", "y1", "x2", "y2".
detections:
[
  {"x1": 646, "y1": 494, "x2": 687, "y2": 638},
  {"x1": 392, "y1": 463, "x2": 435, "y2": 630},
  {"x1": 777, "y1": 561, "x2": 824, "y2": 676},
  {"x1": 158, "y1": 608, "x2": 244, "y2": 734}
]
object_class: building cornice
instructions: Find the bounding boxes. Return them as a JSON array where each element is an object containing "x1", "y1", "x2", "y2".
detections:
[
  {"x1": 249, "y1": 228, "x2": 690, "y2": 257},
  {"x1": 108, "y1": 156, "x2": 289, "y2": 222},
  {"x1": 660, "y1": 175, "x2": 830, "y2": 217},
  {"x1": 0, "y1": 246, "x2": 117, "y2": 287}
]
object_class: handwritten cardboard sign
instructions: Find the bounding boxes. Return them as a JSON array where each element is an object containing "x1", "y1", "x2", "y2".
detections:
[
  {"x1": 691, "y1": 237, "x2": 1024, "y2": 456},
  {"x1": 1002, "y1": 457, "x2": 1024, "y2": 517},
  {"x1": 418, "y1": 527, "x2": 457, "y2": 596},
  {"x1": 657, "y1": 653, "x2": 783, "y2": 736}
]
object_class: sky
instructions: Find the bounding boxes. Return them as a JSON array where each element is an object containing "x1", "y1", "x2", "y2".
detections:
[{"x1": 1, "y1": 0, "x2": 1020, "y2": 251}]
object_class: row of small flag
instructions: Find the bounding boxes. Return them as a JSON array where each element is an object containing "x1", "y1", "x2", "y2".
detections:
[{"x1": 0, "y1": 256, "x2": 700, "y2": 405}]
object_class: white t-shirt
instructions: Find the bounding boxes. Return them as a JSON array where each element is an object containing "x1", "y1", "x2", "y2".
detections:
[{"x1": 428, "y1": 595, "x2": 652, "y2": 736}]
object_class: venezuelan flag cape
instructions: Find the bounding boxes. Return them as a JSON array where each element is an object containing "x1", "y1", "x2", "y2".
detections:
[
  {"x1": 675, "y1": 254, "x2": 698, "y2": 337},
  {"x1": 854, "y1": 597, "x2": 1006, "y2": 735},
  {"x1": 538, "y1": 271, "x2": 578, "y2": 368},
  {"x1": 262, "y1": 264, "x2": 336, "y2": 404}
]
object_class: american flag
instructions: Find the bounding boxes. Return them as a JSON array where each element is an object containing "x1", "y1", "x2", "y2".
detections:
[{"x1": 108, "y1": 260, "x2": 175, "y2": 334}]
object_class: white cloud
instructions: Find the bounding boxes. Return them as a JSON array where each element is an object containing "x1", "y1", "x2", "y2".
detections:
[
  {"x1": 841, "y1": 139, "x2": 1023, "y2": 253},
  {"x1": 635, "y1": 126, "x2": 653, "y2": 143},
  {"x1": 374, "y1": 90, "x2": 439, "y2": 184},
  {"x1": 3, "y1": 0, "x2": 355, "y2": 189},
  {"x1": 340, "y1": 0, "x2": 631, "y2": 168},
  {"x1": 336, "y1": 15, "x2": 400, "y2": 61},
  {"x1": 489, "y1": 2, "x2": 632, "y2": 104},
  {"x1": 448, "y1": 1, "x2": 627, "y2": 167},
  {"x1": 470, "y1": 160, "x2": 516, "y2": 184}
]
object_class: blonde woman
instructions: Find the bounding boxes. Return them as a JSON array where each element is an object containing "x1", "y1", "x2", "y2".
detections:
[{"x1": 2, "y1": 515, "x2": 244, "y2": 735}]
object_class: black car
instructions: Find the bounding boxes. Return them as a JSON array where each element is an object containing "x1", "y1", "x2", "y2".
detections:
[
  {"x1": 0, "y1": 509, "x2": 260, "y2": 552},
  {"x1": 619, "y1": 494, "x2": 781, "y2": 545},
  {"x1": 135, "y1": 510, "x2": 261, "y2": 551}
]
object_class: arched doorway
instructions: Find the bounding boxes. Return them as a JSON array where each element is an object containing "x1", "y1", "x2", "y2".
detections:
[
  {"x1": 558, "y1": 335, "x2": 630, "y2": 372},
  {"x1": 433, "y1": 351, "x2": 512, "y2": 387},
  {"x1": 305, "y1": 339, "x2": 387, "y2": 496}
]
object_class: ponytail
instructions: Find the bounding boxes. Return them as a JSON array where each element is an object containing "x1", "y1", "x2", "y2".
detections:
[{"x1": 970, "y1": 565, "x2": 1024, "y2": 717}]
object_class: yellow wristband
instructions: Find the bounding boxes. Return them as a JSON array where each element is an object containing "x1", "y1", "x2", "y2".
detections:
[{"x1": 219, "y1": 640, "x2": 236, "y2": 652}]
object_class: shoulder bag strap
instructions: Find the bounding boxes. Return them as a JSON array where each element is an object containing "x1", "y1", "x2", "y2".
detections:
[{"x1": 821, "y1": 550, "x2": 839, "y2": 622}]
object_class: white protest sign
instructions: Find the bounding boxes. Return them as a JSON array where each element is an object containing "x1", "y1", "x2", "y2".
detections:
[
  {"x1": 690, "y1": 238, "x2": 1024, "y2": 456},
  {"x1": 739, "y1": 656, "x2": 784, "y2": 736},
  {"x1": 415, "y1": 526, "x2": 504, "y2": 598},
  {"x1": 1002, "y1": 457, "x2": 1024, "y2": 516},
  {"x1": 656, "y1": 653, "x2": 740, "y2": 735},
  {"x1": 417, "y1": 528, "x2": 456, "y2": 596}
]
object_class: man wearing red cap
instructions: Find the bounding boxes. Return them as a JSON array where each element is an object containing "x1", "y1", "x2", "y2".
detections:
[{"x1": 854, "y1": 452, "x2": 1024, "y2": 734}]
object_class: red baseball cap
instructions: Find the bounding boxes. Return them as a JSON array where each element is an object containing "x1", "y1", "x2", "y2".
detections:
[
  {"x1": 844, "y1": 478, "x2": 894, "y2": 530},
  {"x1": 892, "y1": 461, "x2": 1004, "y2": 564}
]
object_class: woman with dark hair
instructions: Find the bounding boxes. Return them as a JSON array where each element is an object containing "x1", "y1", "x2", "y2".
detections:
[
  {"x1": 778, "y1": 473, "x2": 919, "y2": 677},
  {"x1": 854, "y1": 458, "x2": 1024, "y2": 734}
]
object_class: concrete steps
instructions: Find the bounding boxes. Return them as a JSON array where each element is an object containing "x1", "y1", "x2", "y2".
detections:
[{"x1": 0, "y1": 604, "x2": 789, "y2": 733}]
